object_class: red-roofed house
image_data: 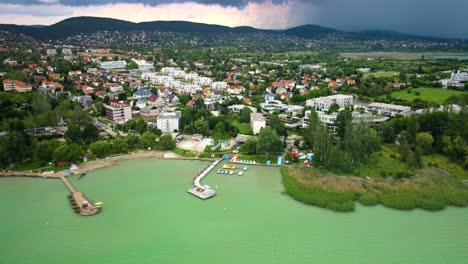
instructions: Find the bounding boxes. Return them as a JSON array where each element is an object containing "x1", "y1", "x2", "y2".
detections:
[
  {"x1": 187, "y1": 100, "x2": 196, "y2": 107},
  {"x1": 40, "y1": 81, "x2": 64, "y2": 94},
  {"x1": 2, "y1": 79, "x2": 33, "y2": 92},
  {"x1": 82, "y1": 86, "x2": 95, "y2": 95},
  {"x1": 158, "y1": 87, "x2": 173, "y2": 98},
  {"x1": 227, "y1": 86, "x2": 245, "y2": 95},
  {"x1": 48, "y1": 72, "x2": 61, "y2": 80}
]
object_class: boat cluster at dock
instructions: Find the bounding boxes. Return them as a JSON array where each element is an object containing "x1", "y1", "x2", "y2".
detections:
[{"x1": 217, "y1": 164, "x2": 248, "y2": 176}]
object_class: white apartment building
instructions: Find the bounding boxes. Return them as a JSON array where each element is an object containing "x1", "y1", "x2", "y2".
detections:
[
  {"x1": 306, "y1": 94, "x2": 353, "y2": 111},
  {"x1": 62, "y1": 48, "x2": 73, "y2": 56},
  {"x1": 367, "y1": 103, "x2": 411, "y2": 116},
  {"x1": 227, "y1": 104, "x2": 257, "y2": 114},
  {"x1": 164, "y1": 80, "x2": 182, "y2": 90},
  {"x1": 99, "y1": 60, "x2": 127, "y2": 70},
  {"x1": 157, "y1": 111, "x2": 181, "y2": 133},
  {"x1": 131, "y1": 59, "x2": 154, "y2": 70},
  {"x1": 177, "y1": 84, "x2": 201, "y2": 94},
  {"x1": 193, "y1": 77, "x2": 212, "y2": 86},
  {"x1": 212, "y1": 81, "x2": 228, "y2": 90},
  {"x1": 46, "y1": 49, "x2": 57, "y2": 56},
  {"x1": 105, "y1": 101, "x2": 132, "y2": 124},
  {"x1": 250, "y1": 113, "x2": 266, "y2": 135},
  {"x1": 451, "y1": 70, "x2": 468, "y2": 83},
  {"x1": 184, "y1": 73, "x2": 199, "y2": 81}
]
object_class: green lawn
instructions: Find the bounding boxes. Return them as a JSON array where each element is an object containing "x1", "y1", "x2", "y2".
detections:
[
  {"x1": 388, "y1": 88, "x2": 466, "y2": 104},
  {"x1": 173, "y1": 148, "x2": 196, "y2": 158},
  {"x1": 423, "y1": 154, "x2": 468, "y2": 180},
  {"x1": 351, "y1": 144, "x2": 411, "y2": 178},
  {"x1": 11, "y1": 160, "x2": 61, "y2": 172},
  {"x1": 364, "y1": 71, "x2": 399, "y2": 78},
  {"x1": 233, "y1": 122, "x2": 253, "y2": 135}
]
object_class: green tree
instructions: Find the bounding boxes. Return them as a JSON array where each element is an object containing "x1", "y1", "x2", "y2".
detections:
[
  {"x1": 328, "y1": 103, "x2": 340, "y2": 113},
  {"x1": 211, "y1": 122, "x2": 230, "y2": 150},
  {"x1": 239, "y1": 107, "x2": 252, "y2": 123},
  {"x1": 335, "y1": 108, "x2": 353, "y2": 139},
  {"x1": 31, "y1": 93, "x2": 52, "y2": 114},
  {"x1": 406, "y1": 115, "x2": 419, "y2": 144},
  {"x1": 139, "y1": 131, "x2": 156, "y2": 149},
  {"x1": 82, "y1": 123, "x2": 99, "y2": 144},
  {"x1": 1, "y1": 132, "x2": 30, "y2": 164},
  {"x1": 126, "y1": 61, "x2": 139, "y2": 70},
  {"x1": 35, "y1": 139, "x2": 60, "y2": 165},
  {"x1": 89, "y1": 141, "x2": 112, "y2": 158},
  {"x1": 240, "y1": 138, "x2": 257, "y2": 154},
  {"x1": 64, "y1": 124, "x2": 81, "y2": 144},
  {"x1": 53, "y1": 143, "x2": 83, "y2": 163},
  {"x1": 270, "y1": 114, "x2": 286, "y2": 136},
  {"x1": 125, "y1": 134, "x2": 140, "y2": 148},
  {"x1": 415, "y1": 132, "x2": 434, "y2": 154},
  {"x1": 159, "y1": 134, "x2": 175, "y2": 150},
  {"x1": 256, "y1": 127, "x2": 282, "y2": 154},
  {"x1": 113, "y1": 136, "x2": 128, "y2": 154}
]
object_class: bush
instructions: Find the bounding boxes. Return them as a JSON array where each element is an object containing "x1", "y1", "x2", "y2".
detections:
[
  {"x1": 327, "y1": 201, "x2": 355, "y2": 212},
  {"x1": 359, "y1": 193, "x2": 379, "y2": 206}
]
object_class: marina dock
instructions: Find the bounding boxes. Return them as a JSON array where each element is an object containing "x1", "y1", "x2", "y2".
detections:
[
  {"x1": 187, "y1": 158, "x2": 221, "y2": 199},
  {"x1": 1, "y1": 171, "x2": 101, "y2": 216}
]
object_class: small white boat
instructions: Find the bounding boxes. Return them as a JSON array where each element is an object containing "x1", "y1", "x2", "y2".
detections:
[
  {"x1": 238, "y1": 171, "x2": 244, "y2": 176},
  {"x1": 243, "y1": 166, "x2": 248, "y2": 171}
]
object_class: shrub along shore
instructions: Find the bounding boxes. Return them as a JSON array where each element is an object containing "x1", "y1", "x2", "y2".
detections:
[{"x1": 281, "y1": 166, "x2": 468, "y2": 212}]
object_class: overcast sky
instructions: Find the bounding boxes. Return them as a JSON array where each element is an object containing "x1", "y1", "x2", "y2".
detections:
[{"x1": 0, "y1": 0, "x2": 466, "y2": 39}]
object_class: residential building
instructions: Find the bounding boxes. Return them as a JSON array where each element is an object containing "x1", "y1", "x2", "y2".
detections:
[
  {"x1": 227, "y1": 104, "x2": 257, "y2": 114},
  {"x1": 211, "y1": 81, "x2": 228, "y2": 90},
  {"x1": 250, "y1": 113, "x2": 266, "y2": 135},
  {"x1": 158, "y1": 87, "x2": 173, "y2": 98},
  {"x1": 105, "y1": 100, "x2": 132, "y2": 124},
  {"x1": 133, "y1": 90, "x2": 153, "y2": 99},
  {"x1": 2, "y1": 79, "x2": 33, "y2": 92},
  {"x1": 131, "y1": 59, "x2": 154, "y2": 70},
  {"x1": 306, "y1": 94, "x2": 353, "y2": 111},
  {"x1": 99, "y1": 60, "x2": 127, "y2": 70},
  {"x1": 367, "y1": 103, "x2": 412, "y2": 116},
  {"x1": 157, "y1": 111, "x2": 181, "y2": 133}
]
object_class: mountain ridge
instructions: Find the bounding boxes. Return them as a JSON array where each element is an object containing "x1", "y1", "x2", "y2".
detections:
[{"x1": 0, "y1": 16, "x2": 459, "y2": 41}]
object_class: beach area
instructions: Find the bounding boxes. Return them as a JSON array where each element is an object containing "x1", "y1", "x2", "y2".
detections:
[{"x1": 71, "y1": 150, "x2": 183, "y2": 174}]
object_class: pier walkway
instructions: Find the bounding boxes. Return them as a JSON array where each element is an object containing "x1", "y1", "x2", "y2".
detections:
[
  {"x1": 1, "y1": 171, "x2": 101, "y2": 216},
  {"x1": 188, "y1": 158, "x2": 221, "y2": 199}
]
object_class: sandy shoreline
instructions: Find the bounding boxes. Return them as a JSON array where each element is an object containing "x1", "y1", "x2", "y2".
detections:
[{"x1": 72, "y1": 150, "x2": 182, "y2": 174}]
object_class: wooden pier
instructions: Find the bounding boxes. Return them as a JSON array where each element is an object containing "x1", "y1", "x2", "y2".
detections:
[
  {"x1": 1, "y1": 171, "x2": 101, "y2": 216},
  {"x1": 187, "y1": 159, "x2": 221, "y2": 200}
]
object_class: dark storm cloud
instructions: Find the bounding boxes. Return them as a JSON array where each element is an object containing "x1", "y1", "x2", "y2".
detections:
[
  {"x1": 0, "y1": 0, "x2": 466, "y2": 38},
  {"x1": 0, "y1": 0, "x2": 290, "y2": 8}
]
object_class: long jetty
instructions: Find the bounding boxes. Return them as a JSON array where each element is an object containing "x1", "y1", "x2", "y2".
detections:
[
  {"x1": 187, "y1": 158, "x2": 222, "y2": 199},
  {"x1": 1, "y1": 171, "x2": 101, "y2": 216}
]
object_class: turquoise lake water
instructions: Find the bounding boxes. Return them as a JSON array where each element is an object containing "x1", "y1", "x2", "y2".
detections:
[{"x1": 1, "y1": 159, "x2": 467, "y2": 264}]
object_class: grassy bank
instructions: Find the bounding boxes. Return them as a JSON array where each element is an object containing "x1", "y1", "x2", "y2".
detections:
[
  {"x1": 281, "y1": 166, "x2": 468, "y2": 212},
  {"x1": 173, "y1": 148, "x2": 196, "y2": 158},
  {"x1": 384, "y1": 87, "x2": 466, "y2": 104}
]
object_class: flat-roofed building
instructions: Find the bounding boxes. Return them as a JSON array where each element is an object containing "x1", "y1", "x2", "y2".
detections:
[
  {"x1": 99, "y1": 60, "x2": 127, "y2": 70},
  {"x1": 105, "y1": 100, "x2": 132, "y2": 124},
  {"x1": 157, "y1": 111, "x2": 181, "y2": 133},
  {"x1": 367, "y1": 103, "x2": 411, "y2": 116},
  {"x1": 306, "y1": 94, "x2": 353, "y2": 111},
  {"x1": 250, "y1": 113, "x2": 266, "y2": 135}
]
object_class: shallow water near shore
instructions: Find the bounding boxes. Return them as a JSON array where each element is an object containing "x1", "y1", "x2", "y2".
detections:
[{"x1": 1, "y1": 159, "x2": 467, "y2": 264}]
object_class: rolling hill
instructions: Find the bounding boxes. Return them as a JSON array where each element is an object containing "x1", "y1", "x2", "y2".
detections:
[{"x1": 0, "y1": 16, "x2": 455, "y2": 41}]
